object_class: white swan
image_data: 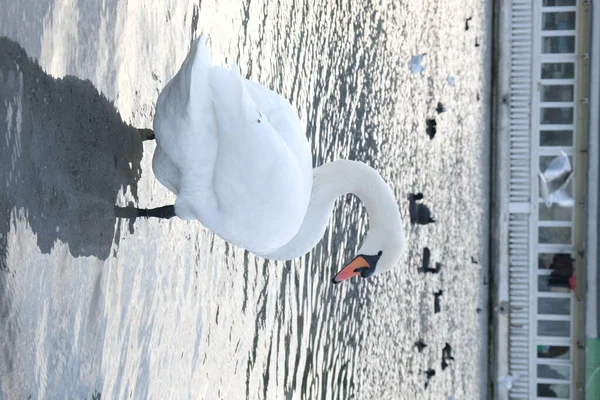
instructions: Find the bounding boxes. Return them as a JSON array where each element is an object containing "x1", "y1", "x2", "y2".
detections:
[
  {"x1": 538, "y1": 151, "x2": 575, "y2": 208},
  {"x1": 130, "y1": 35, "x2": 405, "y2": 284}
]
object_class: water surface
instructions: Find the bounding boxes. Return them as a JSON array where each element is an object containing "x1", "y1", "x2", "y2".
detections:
[{"x1": 0, "y1": 0, "x2": 491, "y2": 398}]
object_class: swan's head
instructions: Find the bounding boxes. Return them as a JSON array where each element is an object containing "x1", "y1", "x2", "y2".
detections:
[{"x1": 332, "y1": 220, "x2": 405, "y2": 284}]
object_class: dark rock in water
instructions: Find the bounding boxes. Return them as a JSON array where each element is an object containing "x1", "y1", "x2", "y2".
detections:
[
  {"x1": 415, "y1": 339, "x2": 428, "y2": 352},
  {"x1": 465, "y1": 16, "x2": 472, "y2": 31},
  {"x1": 419, "y1": 247, "x2": 431, "y2": 273},
  {"x1": 408, "y1": 193, "x2": 420, "y2": 222},
  {"x1": 408, "y1": 193, "x2": 436, "y2": 225},
  {"x1": 419, "y1": 247, "x2": 442, "y2": 274},
  {"x1": 434, "y1": 298, "x2": 441, "y2": 314},
  {"x1": 426, "y1": 118, "x2": 437, "y2": 139},
  {"x1": 441, "y1": 343, "x2": 454, "y2": 370},
  {"x1": 417, "y1": 204, "x2": 436, "y2": 224},
  {"x1": 433, "y1": 290, "x2": 443, "y2": 313},
  {"x1": 411, "y1": 192, "x2": 424, "y2": 201},
  {"x1": 436, "y1": 102, "x2": 446, "y2": 114},
  {"x1": 442, "y1": 343, "x2": 454, "y2": 360},
  {"x1": 441, "y1": 358, "x2": 449, "y2": 370},
  {"x1": 424, "y1": 368, "x2": 436, "y2": 389}
]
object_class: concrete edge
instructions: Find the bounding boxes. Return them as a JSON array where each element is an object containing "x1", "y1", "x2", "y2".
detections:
[
  {"x1": 490, "y1": 0, "x2": 510, "y2": 399},
  {"x1": 586, "y1": 2, "x2": 599, "y2": 340}
]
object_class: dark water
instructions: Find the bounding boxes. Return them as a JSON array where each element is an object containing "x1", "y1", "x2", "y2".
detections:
[{"x1": 0, "y1": 1, "x2": 491, "y2": 398}]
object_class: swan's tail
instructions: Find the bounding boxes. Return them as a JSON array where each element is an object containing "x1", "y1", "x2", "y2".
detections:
[
  {"x1": 190, "y1": 33, "x2": 211, "y2": 70},
  {"x1": 209, "y1": 65, "x2": 252, "y2": 126},
  {"x1": 193, "y1": 32, "x2": 209, "y2": 49},
  {"x1": 186, "y1": 33, "x2": 213, "y2": 119}
]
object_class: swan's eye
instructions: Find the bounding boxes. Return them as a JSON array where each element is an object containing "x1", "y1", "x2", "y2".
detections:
[
  {"x1": 358, "y1": 251, "x2": 382, "y2": 278},
  {"x1": 358, "y1": 266, "x2": 376, "y2": 279}
]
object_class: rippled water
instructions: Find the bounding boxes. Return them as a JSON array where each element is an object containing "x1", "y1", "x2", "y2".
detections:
[{"x1": 1, "y1": 0, "x2": 491, "y2": 398}]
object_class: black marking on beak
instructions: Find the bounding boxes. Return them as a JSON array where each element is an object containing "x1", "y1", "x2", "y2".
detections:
[{"x1": 357, "y1": 251, "x2": 383, "y2": 278}]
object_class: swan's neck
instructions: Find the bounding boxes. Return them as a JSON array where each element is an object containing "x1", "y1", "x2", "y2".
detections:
[{"x1": 263, "y1": 159, "x2": 400, "y2": 260}]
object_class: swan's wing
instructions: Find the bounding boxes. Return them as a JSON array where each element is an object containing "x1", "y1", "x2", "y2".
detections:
[
  {"x1": 154, "y1": 36, "x2": 217, "y2": 169},
  {"x1": 207, "y1": 66, "x2": 310, "y2": 170},
  {"x1": 153, "y1": 35, "x2": 219, "y2": 203},
  {"x1": 205, "y1": 66, "x2": 312, "y2": 253},
  {"x1": 216, "y1": 64, "x2": 305, "y2": 145},
  {"x1": 242, "y1": 80, "x2": 311, "y2": 168}
]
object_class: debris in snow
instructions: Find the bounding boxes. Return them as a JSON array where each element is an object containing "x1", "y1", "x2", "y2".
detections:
[
  {"x1": 436, "y1": 102, "x2": 446, "y2": 114},
  {"x1": 409, "y1": 53, "x2": 426, "y2": 74}
]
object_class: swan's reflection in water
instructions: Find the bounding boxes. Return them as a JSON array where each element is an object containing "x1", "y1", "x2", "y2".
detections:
[{"x1": 0, "y1": 37, "x2": 143, "y2": 266}]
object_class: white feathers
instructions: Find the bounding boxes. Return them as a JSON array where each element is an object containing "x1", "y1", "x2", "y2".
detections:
[{"x1": 151, "y1": 37, "x2": 405, "y2": 274}]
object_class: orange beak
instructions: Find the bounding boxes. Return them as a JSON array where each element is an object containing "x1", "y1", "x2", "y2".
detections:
[{"x1": 332, "y1": 256, "x2": 370, "y2": 284}]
